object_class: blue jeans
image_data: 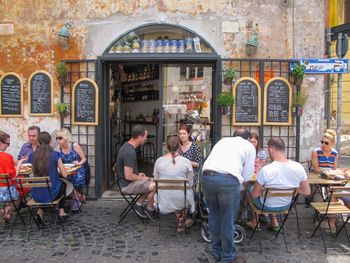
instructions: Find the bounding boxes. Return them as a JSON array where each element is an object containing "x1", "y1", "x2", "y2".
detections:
[
  {"x1": 248, "y1": 185, "x2": 290, "y2": 212},
  {"x1": 201, "y1": 173, "x2": 240, "y2": 263}
]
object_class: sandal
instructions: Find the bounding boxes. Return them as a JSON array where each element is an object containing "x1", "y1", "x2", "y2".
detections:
[
  {"x1": 177, "y1": 216, "x2": 185, "y2": 233},
  {"x1": 269, "y1": 224, "x2": 280, "y2": 231},
  {"x1": 246, "y1": 221, "x2": 261, "y2": 231},
  {"x1": 185, "y1": 218, "x2": 194, "y2": 227}
]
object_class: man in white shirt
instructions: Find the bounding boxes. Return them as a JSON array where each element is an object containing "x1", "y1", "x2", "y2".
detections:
[
  {"x1": 202, "y1": 129, "x2": 256, "y2": 263},
  {"x1": 249, "y1": 137, "x2": 310, "y2": 230}
]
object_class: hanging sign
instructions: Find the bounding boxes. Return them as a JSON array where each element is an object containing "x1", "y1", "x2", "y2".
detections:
[
  {"x1": 264, "y1": 77, "x2": 292, "y2": 125},
  {"x1": 0, "y1": 72, "x2": 24, "y2": 117},
  {"x1": 28, "y1": 70, "x2": 54, "y2": 116},
  {"x1": 72, "y1": 78, "x2": 99, "y2": 125},
  {"x1": 290, "y1": 59, "x2": 349, "y2": 74},
  {"x1": 233, "y1": 77, "x2": 261, "y2": 126}
]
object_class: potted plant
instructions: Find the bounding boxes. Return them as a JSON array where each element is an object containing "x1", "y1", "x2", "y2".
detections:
[
  {"x1": 223, "y1": 67, "x2": 238, "y2": 85},
  {"x1": 217, "y1": 92, "x2": 235, "y2": 115},
  {"x1": 56, "y1": 103, "x2": 70, "y2": 118},
  {"x1": 291, "y1": 63, "x2": 306, "y2": 86},
  {"x1": 292, "y1": 90, "x2": 308, "y2": 117},
  {"x1": 56, "y1": 62, "x2": 68, "y2": 86}
]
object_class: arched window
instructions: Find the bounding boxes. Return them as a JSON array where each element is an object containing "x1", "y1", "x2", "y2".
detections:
[{"x1": 104, "y1": 23, "x2": 215, "y2": 55}]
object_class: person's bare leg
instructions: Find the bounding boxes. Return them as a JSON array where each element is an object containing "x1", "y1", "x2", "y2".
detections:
[
  {"x1": 270, "y1": 214, "x2": 279, "y2": 227},
  {"x1": 37, "y1": 208, "x2": 44, "y2": 219},
  {"x1": 147, "y1": 182, "x2": 155, "y2": 210}
]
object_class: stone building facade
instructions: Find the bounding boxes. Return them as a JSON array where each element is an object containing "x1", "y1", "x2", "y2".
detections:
[{"x1": 0, "y1": 0, "x2": 325, "y2": 198}]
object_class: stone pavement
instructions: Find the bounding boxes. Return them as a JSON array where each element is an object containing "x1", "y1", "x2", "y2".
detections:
[{"x1": 1, "y1": 197, "x2": 350, "y2": 263}]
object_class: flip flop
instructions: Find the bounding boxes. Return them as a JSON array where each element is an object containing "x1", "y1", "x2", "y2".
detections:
[
  {"x1": 185, "y1": 218, "x2": 195, "y2": 227},
  {"x1": 269, "y1": 225, "x2": 280, "y2": 231},
  {"x1": 246, "y1": 221, "x2": 261, "y2": 231}
]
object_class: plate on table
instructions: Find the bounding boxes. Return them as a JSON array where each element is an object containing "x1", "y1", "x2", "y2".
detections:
[
  {"x1": 320, "y1": 169, "x2": 345, "y2": 180},
  {"x1": 20, "y1": 163, "x2": 32, "y2": 174}
]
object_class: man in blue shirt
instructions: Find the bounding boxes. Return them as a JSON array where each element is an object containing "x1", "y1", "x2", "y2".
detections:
[{"x1": 18, "y1": 126, "x2": 40, "y2": 160}]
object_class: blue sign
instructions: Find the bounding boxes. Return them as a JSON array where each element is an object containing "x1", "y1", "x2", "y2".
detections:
[{"x1": 290, "y1": 59, "x2": 349, "y2": 74}]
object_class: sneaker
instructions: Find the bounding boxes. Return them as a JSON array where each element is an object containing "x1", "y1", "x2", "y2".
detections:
[
  {"x1": 133, "y1": 204, "x2": 148, "y2": 219},
  {"x1": 71, "y1": 199, "x2": 81, "y2": 211},
  {"x1": 143, "y1": 206, "x2": 156, "y2": 221}
]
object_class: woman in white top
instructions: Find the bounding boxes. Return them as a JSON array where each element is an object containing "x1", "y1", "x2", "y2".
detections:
[{"x1": 153, "y1": 133, "x2": 195, "y2": 233}]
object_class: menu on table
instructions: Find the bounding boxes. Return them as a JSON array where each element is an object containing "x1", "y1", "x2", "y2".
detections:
[
  {"x1": 28, "y1": 70, "x2": 54, "y2": 116},
  {"x1": 233, "y1": 77, "x2": 261, "y2": 126},
  {"x1": 0, "y1": 72, "x2": 23, "y2": 117},
  {"x1": 263, "y1": 77, "x2": 292, "y2": 125},
  {"x1": 72, "y1": 78, "x2": 99, "y2": 125}
]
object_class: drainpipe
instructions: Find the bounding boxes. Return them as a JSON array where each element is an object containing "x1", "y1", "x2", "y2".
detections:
[
  {"x1": 336, "y1": 32, "x2": 342, "y2": 164},
  {"x1": 326, "y1": 28, "x2": 332, "y2": 129}
]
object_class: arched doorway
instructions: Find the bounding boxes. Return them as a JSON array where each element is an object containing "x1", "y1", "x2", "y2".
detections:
[{"x1": 99, "y1": 23, "x2": 220, "y2": 192}]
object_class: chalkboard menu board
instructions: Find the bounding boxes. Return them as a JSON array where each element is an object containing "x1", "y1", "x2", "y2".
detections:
[
  {"x1": 72, "y1": 78, "x2": 99, "y2": 125},
  {"x1": 28, "y1": 70, "x2": 54, "y2": 116},
  {"x1": 264, "y1": 77, "x2": 292, "y2": 125},
  {"x1": 233, "y1": 77, "x2": 261, "y2": 126},
  {"x1": 0, "y1": 72, "x2": 23, "y2": 117}
]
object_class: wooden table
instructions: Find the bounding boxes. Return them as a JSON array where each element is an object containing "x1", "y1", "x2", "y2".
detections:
[{"x1": 306, "y1": 173, "x2": 347, "y2": 204}]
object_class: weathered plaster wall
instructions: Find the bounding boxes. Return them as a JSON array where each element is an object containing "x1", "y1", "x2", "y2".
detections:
[{"x1": 0, "y1": 1, "x2": 324, "y2": 163}]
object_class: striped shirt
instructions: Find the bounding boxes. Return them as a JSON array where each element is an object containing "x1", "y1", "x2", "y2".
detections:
[{"x1": 315, "y1": 147, "x2": 338, "y2": 170}]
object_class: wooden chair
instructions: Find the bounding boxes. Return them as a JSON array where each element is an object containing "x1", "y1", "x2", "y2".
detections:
[
  {"x1": 310, "y1": 186, "x2": 350, "y2": 253},
  {"x1": 0, "y1": 173, "x2": 27, "y2": 235},
  {"x1": 17, "y1": 176, "x2": 64, "y2": 241},
  {"x1": 154, "y1": 179, "x2": 191, "y2": 237},
  {"x1": 115, "y1": 178, "x2": 145, "y2": 224},
  {"x1": 249, "y1": 187, "x2": 299, "y2": 254}
]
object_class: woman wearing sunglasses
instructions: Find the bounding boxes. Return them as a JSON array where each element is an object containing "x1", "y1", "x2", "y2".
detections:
[
  {"x1": 311, "y1": 129, "x2": 338, "y2": 173},
  {"x1": 55, "y1": 128, "x2": 86, "y2": 210}
]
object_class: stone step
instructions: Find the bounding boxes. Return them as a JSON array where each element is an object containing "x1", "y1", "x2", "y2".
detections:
[{"x1": 101, "y1": 190, "x2": 124, "y2": 200}]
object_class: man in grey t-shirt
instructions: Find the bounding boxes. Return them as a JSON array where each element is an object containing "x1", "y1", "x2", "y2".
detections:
[{"x1": 116, "y1": 125, "x2": 156, "y2": 220}]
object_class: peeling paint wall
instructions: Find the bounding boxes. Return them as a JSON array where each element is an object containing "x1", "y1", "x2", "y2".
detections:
[{"x1": 0, "y1": 0, "x2": 325, "y2": 179}]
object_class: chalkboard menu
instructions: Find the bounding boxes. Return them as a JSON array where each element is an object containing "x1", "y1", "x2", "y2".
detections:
[
  {"x1": 72, "y1": 78, "x2": 99, "y2": 125},
  {"x1": 28, "y1": 70, "x2": 54, "y2": 116},
  {"x1": 0, "y1": 72, "x2": 23, "y2": 117},
  {"x1": 233, "y1": 77, "x2": 261, "y2": 126},
  {"x1": 264, "y1": 77, "x2": 292, "y2": 125}
]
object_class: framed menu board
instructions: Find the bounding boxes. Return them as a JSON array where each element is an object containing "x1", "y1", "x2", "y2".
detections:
[
  {"x1": 232, "y1": 77, "x2": 261, "y2": 126},
  {"x1": 72, "y1": 78, "x2": 99, "y2": 125},
  {"x1": 263, "y1": 77, "x2": 292, "y2": 125},
  {"x1": 28, "y1": 70, "x2": 54, "y2": 116},
  {"x1": 0, "y1": 72, "x2": 23, "y2": 117}
]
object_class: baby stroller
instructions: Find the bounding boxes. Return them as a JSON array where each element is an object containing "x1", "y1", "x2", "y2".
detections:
[{"x1": 198, "y1": 180, "x2": 246, "y2": 244}]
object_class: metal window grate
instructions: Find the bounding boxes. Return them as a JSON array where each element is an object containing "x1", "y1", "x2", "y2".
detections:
[
  {"x1": 60, "y1": 59, "x2": 97, "y2": 197},
  {"x1": 221, "y1": 58, "x2": 298, "y2": 160}
]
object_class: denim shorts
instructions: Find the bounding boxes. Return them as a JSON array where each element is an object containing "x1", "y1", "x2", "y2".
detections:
[{"x1": 248, "y1": 185, "x2": 290, "y2": 212}]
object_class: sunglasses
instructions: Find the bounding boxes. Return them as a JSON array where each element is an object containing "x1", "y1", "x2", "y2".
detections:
[
  {"x1": 1, "y1": 141, "x2": 10, "y2": 146},
  {"x1": 56, "y1": 136, "x2": 63, "y2": 141},
  {"x1": 321, "y1": 140, "x2": 329, "y2": 145}
]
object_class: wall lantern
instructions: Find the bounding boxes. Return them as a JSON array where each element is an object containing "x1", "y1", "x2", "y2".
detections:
[
  {"x1": 245, "y1": 31, "x2": 259, "y2": 56},
  {"x1": 58, "y1": 24, "x2": 71, "y2": 50}
]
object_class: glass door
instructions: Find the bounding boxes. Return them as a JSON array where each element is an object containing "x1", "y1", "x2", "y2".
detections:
[{"x1": 160, "y1": 63, "x2": 214, "y2": 159}]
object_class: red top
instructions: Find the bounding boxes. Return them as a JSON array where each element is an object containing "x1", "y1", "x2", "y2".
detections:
[{"x1": 0, "y1": 152, "x2": 16, "y2": 187}]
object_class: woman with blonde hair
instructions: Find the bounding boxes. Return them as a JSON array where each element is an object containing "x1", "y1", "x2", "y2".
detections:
[
  {"x1": 311, "y1": 129, "x2": 338, "y2": 173},
  {"x1": 311, "y1": 129, "x2": 339, "y2": 233},
  {"x1": 153, "y1": 133, "x2": 195, "y2": 233},
  {"x1": 55, "y1": 128, "x2": 86, "y2": 210}
]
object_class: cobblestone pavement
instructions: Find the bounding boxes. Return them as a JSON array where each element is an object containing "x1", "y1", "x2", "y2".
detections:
[{"x1": 1, "y1": 197, "x2": 350, "y2": 263}]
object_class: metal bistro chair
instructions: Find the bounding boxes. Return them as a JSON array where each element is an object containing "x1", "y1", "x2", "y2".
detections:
[
  {"x1": 0, "y1": 174, "x2": 27, "y2": 235},
  {"x1": 116, "y1": 177, "x2": 146, "y2": 224},
  {"x1": 249, "y1": 187, "x2": 299, "y2": 254},
  {"x1": 310, "y1": 186, "x2": 350, "y2": 253},
  {"x1": 17, "y1": 176, "x2": 64, "y2": 241},
  {"x1": 154, "y1": 178, "x2": 190, "y2": 237}
]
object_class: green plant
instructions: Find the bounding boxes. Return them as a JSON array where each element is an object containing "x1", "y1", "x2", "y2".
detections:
[
  {"x1": 291, "y1": 63, "x2": 306, "y2": 79},
  {"x1": 224, "y1": 67, "x2": 237, "y2": 80},
  {"x1": 217, "y1": 92, "x2": 235, "y2": 106},
  {"x1": 56, "y1": 62, "x2": 68, "y2": 75},
  {"x1": 56, "y1": 103, "x2": 70, "y2": 113},
  {"x1": 292, "y1": 91, "x2": 308, "y2": 106}
]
